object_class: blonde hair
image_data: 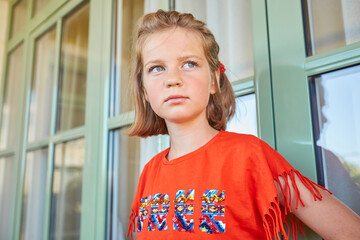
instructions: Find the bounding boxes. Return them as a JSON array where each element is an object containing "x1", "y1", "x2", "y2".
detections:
[{"x1": 128, "y1": 10, "x2": 235, "y2": 137}]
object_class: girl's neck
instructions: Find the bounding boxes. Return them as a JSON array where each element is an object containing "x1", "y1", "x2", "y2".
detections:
[{"x1": 166, "y1": 121, "x2": 219, "y2": 161}]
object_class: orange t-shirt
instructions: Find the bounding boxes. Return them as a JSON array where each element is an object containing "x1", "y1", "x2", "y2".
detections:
[{"x1": 128, "y1": 131, "x2": 329, "y2": 240}]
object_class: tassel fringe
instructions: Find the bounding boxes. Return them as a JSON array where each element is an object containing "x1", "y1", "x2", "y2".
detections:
[
  {"x1": 263, "y1": 169, "x2": 331, "y2": 240},
  {"x1": 127, "y1": 211, "x2": 137, "y2": 240}
]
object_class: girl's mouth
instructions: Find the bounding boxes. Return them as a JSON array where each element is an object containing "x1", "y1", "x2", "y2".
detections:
[{"x1": 165, "y1": 95, "x2": 188, "y2": 104}]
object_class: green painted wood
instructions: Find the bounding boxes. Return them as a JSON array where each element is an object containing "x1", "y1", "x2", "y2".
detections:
[
  {"x1": 43, "y1": 17, "x2": 62, "y2": 240},
  {"x1": 12, "y1": 32, "x2": 34, "y2": 240},
  {"x1": 50, "y1": 126, "x2": 86, "y2": 143},
  {"x1": 80, "y1": 0, "x2": 112, "y2": 238},
  {"x1": 43, "y1": 141, "x2": 55, "y2": 240},
  {"x1": 251, "y1": 0, "x2": 276, "y2": 148},
  {"x1": 10, "y1": 32, "x2": 31, "y2": 240},
  {"x1": 28, "y1": 0, "x2": 68, "y2": 28},
  {"x1": 306, "y1": 46, "x2": 360, "y2": 76},
  {"x1": 27, "y1": 139, "x2": 49, "y2": 150},
  {"x1": 266, "y1": 0, "x2": 317, "y2": 181},
  {"x1": 107, "y1": 111, "x2": 135, "y2": 130},
  {"x1": 266, "y1": 0, "x2": 321, "y2": 239},
  {"x1": 0, "y1": 148, "x2": 14, "y2": 157},
  {"x1": 231, "y1": 77, "x2": 255, "y2": 97}
]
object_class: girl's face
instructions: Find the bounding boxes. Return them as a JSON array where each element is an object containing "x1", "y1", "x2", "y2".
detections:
[{"x1": 142, "y1": 28, "x2": 219, "y2": 126}]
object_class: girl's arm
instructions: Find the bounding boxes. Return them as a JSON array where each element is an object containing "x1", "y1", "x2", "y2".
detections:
[{"x1": 275, "y1": 175, "x2": 360, "y2": 240}]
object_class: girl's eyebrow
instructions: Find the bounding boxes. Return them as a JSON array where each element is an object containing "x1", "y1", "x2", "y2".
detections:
[
  {"x1": 177, "y1": 55, "x2": 203, "y2": 61},
  {"x1": 144, "y1": 59, "x2": 162, "y2": 68},
  {"x1": 144, "y1": 55, "x2": 203, "y2": 67},
  {"x1": 144, "y1": 55, "x2": 203, "y2": 68}
]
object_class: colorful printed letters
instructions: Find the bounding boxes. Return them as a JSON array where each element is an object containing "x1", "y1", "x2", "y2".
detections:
[{"x1": 137, "y1": 189, "x2": 225, "y2": 234}]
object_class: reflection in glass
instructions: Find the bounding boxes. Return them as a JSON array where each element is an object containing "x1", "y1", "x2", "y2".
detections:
[
  {"x1": 10, "y1": 0, "x2": 27, "y2": 37},
  {"x1": 107, "y1": 128, "x2": 141, "y2": 240},
  {"x1": 20, "y1": 148, "x2": 48, "y2": 240},
  {"x1": 0, "y1": 0, "x2": 10, "y2": 84},
  {"x1": 0, "y1": 156, "x2": 15, "y2": 239},
  {"x1": 310, "y1": 65, "x2": 360, "y2": 215},
  {"x1": 0, "y1": 44, "x2": 24, "y2": 150},
  {"x1": 303, "y1": 0, "x2": 360, "y2": 55},
  {"x1": 50, "y1": 138, "x2": 85, "y2": 240},
  {"x1": 32, "y1": 0, "x2": 51, "y2": 17},
  {"x1": 110, "y1": 0, "x2": 144, "y2": 116},
  {"x1": 28, "y1": 27, "x2": 56, "y2": 142},
  {"x1": 56, "y1": 3, "x2": 89, "y2": 132},
  {"x1": 176, "y1": 0, "x2": 254, "y2": 81},
  {"x1": 226, "y1": 94, "x2": 257, "y2": 136}
]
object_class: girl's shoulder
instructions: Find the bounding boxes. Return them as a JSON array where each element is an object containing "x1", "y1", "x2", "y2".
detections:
[{"x1": 219, "y1": 130, "x2": 264, "y2": 149}]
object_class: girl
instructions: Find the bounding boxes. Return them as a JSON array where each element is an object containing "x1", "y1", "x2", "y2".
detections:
[{"x1": 127, "y1": 10, "x2": 360, "y2": 240}]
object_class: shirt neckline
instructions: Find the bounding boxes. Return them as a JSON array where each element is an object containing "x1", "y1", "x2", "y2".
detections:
[{"x1": 161, "y1": 130, "x2": 224, "y2": 165}]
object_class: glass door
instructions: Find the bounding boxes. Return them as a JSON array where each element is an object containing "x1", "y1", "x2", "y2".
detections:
[
  {"x1": 105, "y1": 1, "x2": 273, "y2": 239},
  {"x1": 266, "y1": 0, "x2": 360, "y2": 238}
]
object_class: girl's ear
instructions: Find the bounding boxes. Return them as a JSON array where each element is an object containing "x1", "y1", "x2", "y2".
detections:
[{"x1": 210, "y1": 68, "x2": 221, "y2": 94}]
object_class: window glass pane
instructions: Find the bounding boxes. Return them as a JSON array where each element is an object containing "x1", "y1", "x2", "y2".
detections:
[
  {"x1": 0, "y1": 156, "x2": 15, "y2": 239},
  {"x1": 107, "y1": 128, "x2": 164, "y2": 240},
  {"x1": 10, "y1": 0, "x2": 27, "y2": 38},
  {"x1": 110, "y1": 0, "x2": 144, "y2": 116},
  {"x1": 20, "y1": 148, "x2": 48, "y2": 240},
  {"x1": 176, "y1": 0, "x2": 254, "y2": 81},
  {"x1": 50, "y1": 138, "x2": 85, "y2": 240},
  {"x1": 226, "y1": 93, "x2": 258, "y2": 136},
  {"x1": 303, "y1": 0, "x2": 360, "y2": 56},
  {"x1": 0, "y1": 44, "x2": 24, "y2": 150},
  {"x1": 107, "y1": 128, "x2": 141, "y2": 240},
  {"x1": 56, "y1": 3, "x2": 89, "y2": 132},
  {"x1": 32, "y1": 0, "x2": 51, "y2": 17},
  {"x1": 0, "y1": 0, "x2": 10, "y2": 83},
  {"x1": 28, "y1": 27, "x2": 56, "y2": 142},
  {"x1": 311, "y1": 65, "x2": 360, "y2": 215}
]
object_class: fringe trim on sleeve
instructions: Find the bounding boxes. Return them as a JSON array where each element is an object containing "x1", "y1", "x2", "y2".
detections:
[
  {"x1": 127, "y1": 211, "x2": 137, "y2": 240},
  {"x1": 263, "y1": 169, "x2": 332, "y2": 240}
]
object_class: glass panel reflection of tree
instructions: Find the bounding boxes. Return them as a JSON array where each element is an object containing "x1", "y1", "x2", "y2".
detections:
[
  {"x1": 56, "y1": 3, "x2": 89, "y2": 132},
  {"x1": 28, "y1": 27, "x2": 56, "y2": 142},
  {"x1": 10, "y1": 0, "x2": 27, "y2": 37},
  {"x1": 0, "y1": 44, "x2": 24, "y2": 149},
  {"x1": 20, "y1": 149, "x2": 48, "y2": 240},
  {"x1": 50, "y1": 138, "x2": 84, "y2": 240},
  {"x1": 107, "y1": 128, "x2": 141, "y2": 240},
  {"x1": 0, "y1": 156, "x2": 15, "y2": 240},
  {"x1": 303, "y1": 0, "x2": 360, "y2": 55},
  {"x1": 313, "y1": 65, "x2": 360, "y2": 215}
]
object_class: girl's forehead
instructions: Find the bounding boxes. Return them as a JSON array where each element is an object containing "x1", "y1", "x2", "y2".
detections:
[{"x1": 141, "y1": 28, "x2": 205, "y2": 60}]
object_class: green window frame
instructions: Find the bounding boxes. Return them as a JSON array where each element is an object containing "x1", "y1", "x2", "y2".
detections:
[{"x1": 7, "y1": 0, "x2": 359, "y2": 239}]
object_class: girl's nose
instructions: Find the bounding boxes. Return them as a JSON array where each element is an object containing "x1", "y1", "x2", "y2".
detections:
[{"x1": 165, "y1": 71, "x2": 183, "y2": 87}]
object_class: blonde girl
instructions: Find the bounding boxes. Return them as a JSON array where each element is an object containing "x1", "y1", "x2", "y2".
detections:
[{"x1": 127, "y1": 10, "x2": 360, "y2": 240}]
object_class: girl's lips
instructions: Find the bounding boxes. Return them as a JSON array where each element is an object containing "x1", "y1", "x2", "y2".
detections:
[{"x1": 165, "y1": 95, "x2": 188, "y2": 104}]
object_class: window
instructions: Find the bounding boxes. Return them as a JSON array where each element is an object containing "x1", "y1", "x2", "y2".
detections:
[
  {"x1": 50, "y1": 138, "x2": 85, "y2": 240},
  {"x1": 227, "y1": 94, "x2": 258, "y2": 136},
  {"x1": 20, "y1": 148, "x2": 48, "y2": 240},
  {"x1": 0, "y1": 156, "x2": 15, "y2": 239},
  {"x1": 176, "y1": 0, "x2": 254, "y2": 81},
  {"x1": 28, "y1": 27, "x2": 56, "y2": 142},
  {"x1": 303, "y1": 0, "x2": 360, "y2": 55},
  {"x1": 0, "y1": 44, "x2": 24, "y2": 150},
  {"x1": 56, "y1": 4, "x2": 89, "y2": 132},
  {"x1": 310, "y1": 65, "x2": 360, "y2": 215}
]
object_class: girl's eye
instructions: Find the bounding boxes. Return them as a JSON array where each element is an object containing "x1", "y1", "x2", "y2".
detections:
[
  {"x1": 149, "y1": 66, "x2": 165, "y2": 73},
  {"x1": 183, "y1": 61, "x2": 197, "y2": 69}
]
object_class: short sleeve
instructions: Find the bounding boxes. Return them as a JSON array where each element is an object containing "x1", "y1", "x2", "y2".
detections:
[{"x1": 250, "y1": 137, "x2": 331, "y2": 240}]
